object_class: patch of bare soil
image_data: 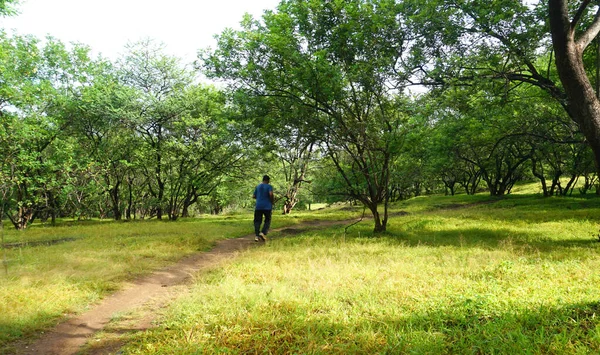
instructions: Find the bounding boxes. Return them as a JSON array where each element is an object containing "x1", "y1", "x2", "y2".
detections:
[
  {"x1": 12, "y1": 218, "x2": 355, "y2": 355},
  {"x1": 278, "y1": 228, "x2": 308, "y2": 235}
]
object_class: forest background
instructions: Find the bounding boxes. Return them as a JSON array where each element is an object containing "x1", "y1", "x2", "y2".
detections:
[{"x1": 1, "y1": 0, "x2": 600, "y2": 234}]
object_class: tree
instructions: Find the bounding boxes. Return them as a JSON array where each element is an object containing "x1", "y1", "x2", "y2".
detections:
[
  {"x1": 548, "y1": 1, "x2": 600, "y2": 173},
  {"x1": 235, "y1": 93, "x2": 319, "y2": 215},
  {"x1": 118, "y1": 39, "x2": 194, "y2": 220},
  {"x1": 69, "y1": 64, "x2": 139, "y2": 220},
  {"x1": 115, "y1": 40, "x2": 247, "y2": 220},
  {"x1": 0, "y1": 33, "x2": 96, "y2": 229},
  {"x1": 430, "y1": 86, "x2": 536, "y2": 196},
  {"x1": 524, "y1": 100, "x2": 591, "y2": 197},
  {"x1": 162, "y1": 85, "x2": 246, "y2": 220},
  {"x1": 406, "y1": 0, "x2": 600, "y2": 177},
  {"x1": 202, "y1": 0, "x2": 417, "y2": 232},
  {"x1": 278, "y1": 132, "x2": 315, "y2": 214}
]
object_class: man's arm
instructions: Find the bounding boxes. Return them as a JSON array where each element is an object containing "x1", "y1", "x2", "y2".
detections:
[{"x1": 269, "y1": 190, "x2": 274, "y2": 204}]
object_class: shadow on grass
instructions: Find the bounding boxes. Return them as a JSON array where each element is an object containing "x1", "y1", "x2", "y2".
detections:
[
  {"x1": 322, "y1": 219, "x2": 599, "y2": 258},
  {"x1": 429, "y1": 194, "x2": 600, "y2": 224},
  {"x1": 140, "y1": 300, "x2": 600, "y2": 354},
  {"x1": 288, "y1": 300, "x2": 599, "y2": 353},
  {"x1": 2, "y1": 238, "x2": 77, "y2": 249},
  {"x1": 9, "y1": 215, "x2": 252, "y2": 231},
  {"x1": 383, "y1": 300, "x2": 600, "y2": 354},
  {"x1": 394, "y1": 226, "x2": 598, "y2": 250},
  {"x1": 0, "y1": 311, "x2": 66, "y2": 354},
  {"x1": 328, "y1": 194, "x2": 600, "y2": 254}
]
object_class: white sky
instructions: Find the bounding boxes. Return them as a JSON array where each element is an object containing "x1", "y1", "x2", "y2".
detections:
[{"x1": 1, "y1": 0, "x2": 281, "y2": 63}]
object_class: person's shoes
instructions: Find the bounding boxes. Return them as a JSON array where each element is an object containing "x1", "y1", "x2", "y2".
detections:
[
  {"x1": 254, "y1": 236, "x2": 260, "y2": 242},
  {"x1": 259, "y1": 232, "x2": 267, "y2": 241}
]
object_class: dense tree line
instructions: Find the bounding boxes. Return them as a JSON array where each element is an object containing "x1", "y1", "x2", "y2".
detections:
[
  {"x1": 0, "y1": 36, "x2": 249, "y2": 229},
  {"x1": 1, "y1": 1, "x2": 600, "y2": 232}
]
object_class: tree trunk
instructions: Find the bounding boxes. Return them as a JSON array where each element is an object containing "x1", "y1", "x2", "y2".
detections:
[
  {"x1": 443, "y1": 178, "x2": 456, "y2": 196},
  {"x1": 562, "y1": 174, "x2": 577, "y2": 196},
  {"x1": 156, "y1": 181, "x2": 164, "y2": 220},
  {"x1": 126, "y1": 175, "x2": 134, "y2": 220},
  {"x1": 283, "y1": 177, "x2": 307, "y2": 214},
  {"x1": 367, "y1": 202, "x2": 386, "y2": 233},
  {"x1": 46, "y1": 191, "x2": 57, "y2": 225},
  {"x1": 155, "y1": 138, "x2": 164, "y2": 220},
  {"x1": 549, "y1": 1, "x2": 600, "y2": 176},
  {"x1": 531, "y1": 157, "x2": 549, "y2": 196},
  {"x1": 8, "y1": 183, "x2": 36, "y2": 230},
  {"x1": 109, "y1": 182, "x2": 121, "y2": 221},
  {"x1": 8, "y1": 205, "x2": 35, "y2": 230},
  {"x1": 182, "y1": 192, "x2": 197, "y2": 218}
]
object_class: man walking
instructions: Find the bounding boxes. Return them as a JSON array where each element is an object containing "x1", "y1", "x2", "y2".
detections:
[{"x1": 253, "y1": 175, "x2": 274, "y2": 242}]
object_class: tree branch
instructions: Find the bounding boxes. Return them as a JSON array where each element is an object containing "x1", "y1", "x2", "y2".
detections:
[
  {"x1": 572, "y1": 0, "x2": 592, "y2": 31},
  {"x1": 576, "y1": 5, "x2": 600, "y2": 50}
]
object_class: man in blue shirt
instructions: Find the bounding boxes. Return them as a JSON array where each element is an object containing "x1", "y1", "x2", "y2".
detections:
[{"x1": 253, "y1": 175, "x2": 274, "y2": 242}]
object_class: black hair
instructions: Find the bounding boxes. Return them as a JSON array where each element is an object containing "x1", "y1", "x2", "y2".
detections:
[{"x1": 262, "y1": 175, "x2": 270, "y2": 182}]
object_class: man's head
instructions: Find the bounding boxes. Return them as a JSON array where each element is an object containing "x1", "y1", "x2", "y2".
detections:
[{"x1": 262, "y1": 175, "x2": 270, "y2": 183}]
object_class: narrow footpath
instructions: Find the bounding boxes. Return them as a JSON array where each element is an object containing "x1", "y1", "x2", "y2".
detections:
[{"x1": 15, "y1": 219, "x2": 353, "y2": 355}]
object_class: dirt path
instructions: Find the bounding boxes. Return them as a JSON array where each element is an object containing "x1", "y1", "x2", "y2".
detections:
[{"x1": 14, "y1": 219, "x2": 353, "y2": 355}]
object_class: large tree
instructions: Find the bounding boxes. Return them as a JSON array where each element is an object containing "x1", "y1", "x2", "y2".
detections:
[
  {"x1": 406, "y1": 0, "x2": 600, "y2": 176},
  {"x1": 233, "y1": 93, "x2": 320, "y2": 215},
  {"x1": 202, "y1": 0, "x2": 417, "y2": 232},
  {"x1": 433, "y1": 87, "x2": 534, "y2": 196},
  {"x1": 69, "y1": 65, "x2": 139, "y2": 220},
  {"x1": 117, "y1": 40, "x2": 246, "y2": 220},
  {"x1": 118, "y1": 39, "x2": 195, "y2": 220},
  {"x1": 548, "y1": 1, "x2": 600, "y2": 172},
  {"x1": 162, "y1": 85, "x2": 246, "y2": 220},
  {"x1": 0, "y1": 34, "x2": 97, "y2": 229}
]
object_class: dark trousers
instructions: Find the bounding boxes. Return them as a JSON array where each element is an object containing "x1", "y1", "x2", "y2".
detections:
[{"x1": 254, "y1": 209, "x2": 272, "y2": 236}]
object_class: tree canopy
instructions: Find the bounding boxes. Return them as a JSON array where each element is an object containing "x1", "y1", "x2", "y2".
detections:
[{"x1": 1, "y1": 0, "x2": 600, "y2": 232}]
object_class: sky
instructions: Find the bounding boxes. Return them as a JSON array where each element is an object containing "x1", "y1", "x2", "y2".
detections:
[{"x1": 1, "y1": 0, "x2": 281, "y2": 62}]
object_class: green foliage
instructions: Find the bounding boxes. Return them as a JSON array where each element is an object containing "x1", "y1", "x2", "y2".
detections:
[
  {"x1": 0, "y1": 32, "x2": 100, "y2": 229},
  {"x1": 1, "y1": 0, "x2": 598, "y2": 229},
  {"x1": 0, "y1": 0, "x2": 19, "y2": 17},
  {"x1": 423, "y1": 79, "x2": 591, "y2": 198},
  {"x1": 0, "y1": 36, "x2": 251, "y2": 226},
  {"x1": 201, "y1": 0, "x2": 418, "y2": 231},
  {"x1": 404, "y1": 0, "x2": 548, "y2": 82},
  {"x1": 113, "y1": 40, "x2": 248, "y2": 221}
]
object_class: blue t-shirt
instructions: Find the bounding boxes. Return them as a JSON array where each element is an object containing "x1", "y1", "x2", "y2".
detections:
[{"x1": 254, "y1": 183, "x2": 273, "y2": 210}]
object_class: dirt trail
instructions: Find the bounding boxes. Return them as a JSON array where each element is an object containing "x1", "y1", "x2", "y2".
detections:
[{"x1": 14, "y1": 219, "x2": 352, "y2": 355}]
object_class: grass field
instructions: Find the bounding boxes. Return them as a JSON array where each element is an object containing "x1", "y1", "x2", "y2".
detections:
[
  {"x1": 120, "y1": 193, "x2": 600, "y2": 354},
  {"x1": 3, "y1": 189, "x2": 600, "y2": 354},
  {"x1": 0, "y1": 213, "x2": 305, "y2": 353}
]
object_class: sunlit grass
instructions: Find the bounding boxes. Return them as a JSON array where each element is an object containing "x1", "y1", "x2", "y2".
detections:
[
  {"x1": 4, "y1": 192, "x2": 600, "y2": 354},
  {"x1": 511, "y1": 179, "x2": 597, "y2": 195},
  {"x1": 0, "y1": 214, "x2": 305, "y2": 352},
  {"x1": 121, "y1": 194, "x2": 600, "y2": 354}
]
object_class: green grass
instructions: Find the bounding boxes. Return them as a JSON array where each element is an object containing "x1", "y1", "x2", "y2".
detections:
[
  {"x1": 0, "y1": 213, "x2": 310, "y2": 353},
  {"x1": 119, "y1": 194, "x2": 600, "y2": 354},
  {"x1": 3, "y1": 192, "x2": 600, "y2": 354}
]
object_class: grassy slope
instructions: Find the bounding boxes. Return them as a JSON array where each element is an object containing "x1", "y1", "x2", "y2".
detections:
[
  {"x1": 0, "y1": 214, "x2": 303, "y2": 352},
  {"x1": 121, "y1": 191, "x2": 600, "y2": 354}
]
